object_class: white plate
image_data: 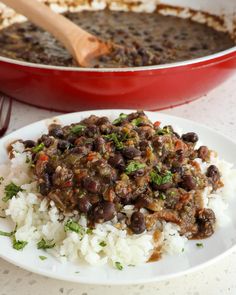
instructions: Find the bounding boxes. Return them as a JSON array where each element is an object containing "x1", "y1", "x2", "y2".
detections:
[{"x1": 0, "y1": 110, "x2": 236, "y2": 285}]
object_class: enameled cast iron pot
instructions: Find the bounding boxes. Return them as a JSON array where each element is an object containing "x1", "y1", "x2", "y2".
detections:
[{"x1": 0, "y1": 0, "x2": 235, "y2": 112}]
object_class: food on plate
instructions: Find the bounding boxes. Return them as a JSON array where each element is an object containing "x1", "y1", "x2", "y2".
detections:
[
  {"x1": 0, "y1": 10, "x2": 234, "y2": 68},
  {"x1": 0, "y1": 111, "x2": 235, "y2": 269}
]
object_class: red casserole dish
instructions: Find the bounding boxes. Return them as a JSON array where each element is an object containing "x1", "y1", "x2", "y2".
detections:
[{"x1": 0, "y1": 0, "x2": 235, "y2": 112}]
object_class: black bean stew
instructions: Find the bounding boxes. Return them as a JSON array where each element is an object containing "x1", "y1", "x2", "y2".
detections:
[
  {"x1": 21, "y1": 111, "x2": 223, "y2": 240},
  {"x1": 0, "y1": 10, "x2": 234, "y2": 68}
]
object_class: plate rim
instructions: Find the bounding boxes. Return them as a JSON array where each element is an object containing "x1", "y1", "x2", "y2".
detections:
[{"x1": 0, "y1": 109, "x2": 236, "y2": 285}]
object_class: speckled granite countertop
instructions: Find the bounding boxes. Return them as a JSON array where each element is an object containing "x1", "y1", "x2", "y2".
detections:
[{"x1": 1, "y1": 74, "x2": 236, "y2": 295}]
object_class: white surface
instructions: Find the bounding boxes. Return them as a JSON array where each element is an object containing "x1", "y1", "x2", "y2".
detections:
[
  {"x1": 1, "y1": 110, "x2": 236, "y2": 285},
  {"x1": 0, "y1": 74, "x2": 236, "y2": 293}
]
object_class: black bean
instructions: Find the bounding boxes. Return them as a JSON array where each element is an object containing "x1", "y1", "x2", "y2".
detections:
[
  {"x1": 194, "y1": 208, "x2": 215, "y2": 239},
  {"x1": 39, "y1": 173, "x2": 51, "y2": 195},
  {"x1": 85, "y1": 125, "x2": 98, "y2": 137},
  {"x1": 180, "y1": 175, "x2": 196, "y2": 191},
  {"x1": 40, "y1": 135, "x2": 54, "y2": 148},
  {"x1": 108, "y1": 154, "x2": 125, "y2": 171},
  {"x1": 122, "y1": 147, "x2": 141, "y2": 159},
  {"x1": 92, "y1": 201, "x2": 116, "y2": 223},
  {"x1": 206, "y1": 165, "x2": 220, "y2": 182},
  {"x1": 49, "y1": 125, "x2": 64, "y2": 138},
  {"x1": 57, "y1": 140, "x2": 70, "y2": 152},
  {"x1": 198, "y1": 146, "x2": 209, "y2": 161},
  {"x1": 77, "y1": 197, "x2": 92, "y2": 213},
  {"x1": 130, "y1": 212, "x2": 146, "y2": 234},
  {"x1": 97, "y1": 117, "x2": 109, "y2": 125},
  {"x1": 44, "y1": 162, "x2": 54, "y2": 175},
  {"x1": 83, "y1": 177, "x2": 101, "y2": 194},
  {"x1": 155, "y1": 182, "x2": 173, "y2": 191},
  {"x1": 23, "y1": 140, "x2": 36, "y2": 148},
  {"x1": 139, "y1": 140, "x2": 149, "y2": 151},
  {"x1": 181, "y1": 132, "x2": 199, "y2": 143},
  {"x1": 39, "y1": 182, "x2": 50, "y2": 195},
  {"x1": 171, "y1": 166, "x2": 184, "y2": 175},
  {"x1": 67, "y1": 134, "x2": 77, "y2": 144},
  {"x1": 94, "y1": 136, "x2": 105, "y2": 153}
]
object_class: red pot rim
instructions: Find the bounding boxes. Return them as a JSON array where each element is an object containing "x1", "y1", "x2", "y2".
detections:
[{"x1": 0, "y1": 46, "x2": 236, "y2": 72}]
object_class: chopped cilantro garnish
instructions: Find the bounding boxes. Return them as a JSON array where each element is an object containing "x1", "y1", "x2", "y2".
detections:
[
  {"x1": 75, "y1": 271, "x2": 80, "y2": 274},
  {"x1": 150, "y1": 170, "x2": 173, "y2": 186},
  {"x1": 0, "y1": 176, "x2": 4, "y2": 185},
  {"x1": 64, "y1": 219, "x2": 85, "y2": 235},
  {"x1": 196, "y1": 243, "x2": 204, "y2": 248},
  {"x1": 104, "y1": 133, "x2": 124, "y2": 150},
  {"x1": 131, "y1": 118, "x2": 143, "y2": 126},
  {"x1": 3, "y1": 182, "x2": 23, "y2": 202},
  {"x1": 12, "y1": 236, "x2": 28, "y2": 250},
  {"x1": 156, "y1": 125, "x2": 173, "y2": 135},
  {"x1": 125, "y1": 161, "x2": 146, "y2": 175},
  {"x1": 182, "y1": 248, "x2": 185, "y2": 252},
  {"x1": 32, "y1": 143, "x2": 45, "y2": 153},
  {"x1": 86, "y1": 228, "x2": 93, "y2": 235},
  {"x1": 39, "y1": 255, "x2": 47, "y2": 261},
  {"x1": 25, "y1": 155, "x2": 31, "y2": 164},
  {"x1": 71, "y1": 125, "x2": 86, "y2": 135},
  {"x1": 0, "y1": 230, "x2": 14, "y2": 237},
  {"x1": 113, "y1": 113, "x2": 128, "y2": 125},
  {"x1": 37, "y1": 238, "x2": 55, "y2": 249},
  {"x1": 159, "y1": 193, "x2": 166, "y2": 200},
  {"x1": 115, "y1": 261, "x2": 123, "y2": 270},
  {"x1": 99, "y1": 241, "x2": 107, "y2": 247}
]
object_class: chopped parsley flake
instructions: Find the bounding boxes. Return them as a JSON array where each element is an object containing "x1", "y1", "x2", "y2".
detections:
[
  {"x1": 99, "y1": 241, "x2": 107, "y2": 247},
  {"x1": 115, "y1": 261, "x2": 123, "y2": 270},
  {"x1": 0, "y1": 176, "x2": 4, "y2": 184},
  {"x1": 104, "y1": 133, "x2": 124, "y2": 150},
  {"x1": 196, "y1": 243, "x2": 204, "y2": 248},
  {"x1": 64, "y1": 219, "x2": 85, "y2": 235},
  {"x1": 182, "y1": 248, "x2": 185, "y2": 252},
  {"x1": 0, "y1": 229, "x2": 14, "y2": 237},
  {"x1": 25, "y1": 155, "x2": 31, "y2": 164},
  {"x1": 150, "y1": 170, "x2": 173, "y2": 186},
  {"x1": 39, "y1": 255, "x2": 47, "y2": 261},
  {"x1": 32, "y1": 143, "x2": 45, "y2": 153},
  {"x1": 156, "y1": 126, "x2": 173, "y2": 135},
  {"x1": 131, "y1": 118, "x2": 143, "y2": 126},
  {"x1": 71, "y1": 125, "x2": 86, "y2": 135},
  {"x1": 159, "y1": 193, "x2": 166, "y2": 200},
  {"x1": 113, "y1": 113, "x2": 128, "y2": 125},
  {"x1": 3, "y1": 182, "x2": 23, "y2": 202},
  {"x1": 125, "y1": 161, "x2": 146, "y2": 175},
  {"x1": 86, "y1": 228, "x2": 93, "y2": 235},
  {"x1": 37, "y1": 238, "x2": 55, "y2": 249},
  {"x1": 13, "y1": 236, "x2": 28, "y2": 250}
]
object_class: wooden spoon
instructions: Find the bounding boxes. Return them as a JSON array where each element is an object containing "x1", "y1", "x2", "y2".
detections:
[{"x1": 1, "y1": 0, "x2": 111, "y2": 67}]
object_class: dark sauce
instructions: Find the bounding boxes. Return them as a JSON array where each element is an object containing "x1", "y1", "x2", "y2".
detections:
[{"x1": 0, "y1": 10, "x2": 234, "y2": 68}]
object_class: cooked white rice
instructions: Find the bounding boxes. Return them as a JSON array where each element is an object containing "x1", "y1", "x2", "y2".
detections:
[{"x1": 0, "y1": 141, "x2": 236, "y2": 268}]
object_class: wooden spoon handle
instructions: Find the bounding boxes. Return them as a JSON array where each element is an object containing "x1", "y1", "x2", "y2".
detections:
[{"x1": 1, "y1": 0, "x2": 92, "y2": 62}]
